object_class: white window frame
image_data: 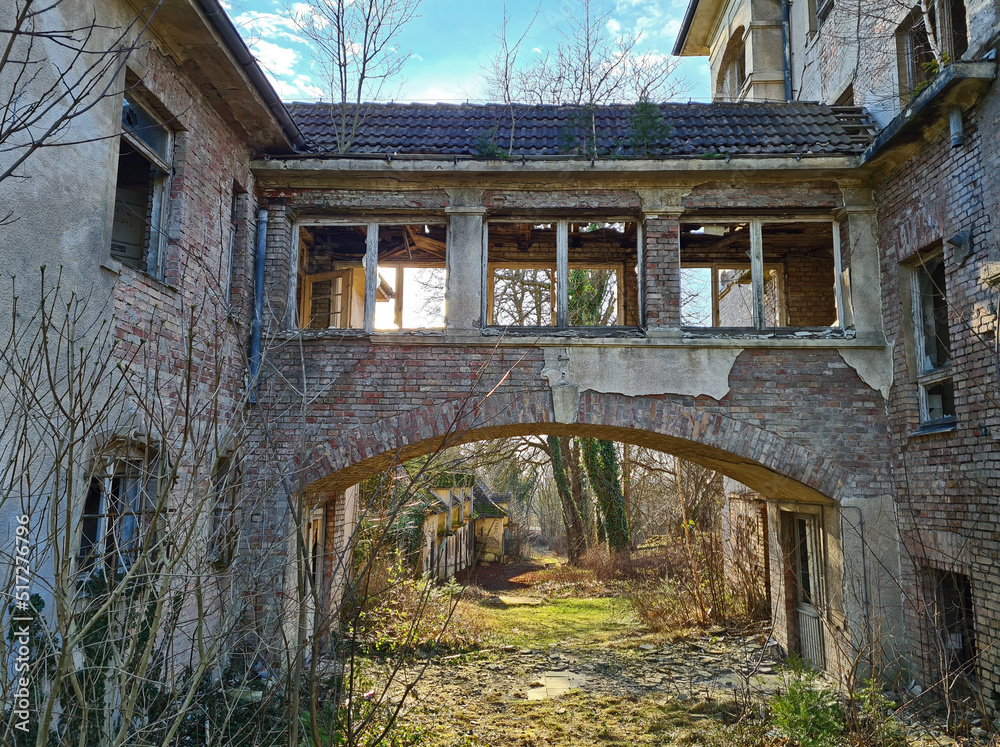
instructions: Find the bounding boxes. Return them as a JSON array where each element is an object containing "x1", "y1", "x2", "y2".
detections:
[
  {"x1": 909, "y1": 252, "x2": 955, "y2": 427},
  {"x1": 79, "y1": 448, "x2": 161, "y2": 576},
  {"x1": 111, "y1": 92, "x2": 172, "y2": 278}
]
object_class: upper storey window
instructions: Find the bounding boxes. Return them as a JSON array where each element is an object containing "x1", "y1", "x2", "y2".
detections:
[
  {"x1": 908, "y1": 252, "x2": 955, "y2": 428},
  {"x1": 110, "y1": 94, "x2": 172, "y2": 276},
  {"x1": 295, "y1": 223, "x2": 446, "y2": 331},
  {"x1": 715, "y1": 30, "x2": 747, "y2": 102},
  {"x1": 679, "y1": 220, "x2": 842, "y2": 331},
  {"x1": 897, "y1": 0, "x2": 968, "y2": 103},
  {"x1": 485, "y1": 220, "x2": 639, "y2": 329}
]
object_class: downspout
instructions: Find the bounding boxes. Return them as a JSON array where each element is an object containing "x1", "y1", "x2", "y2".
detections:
[
  {"x1": 249, "y1": 208, "x2": 268, "y2": 404},
  {"x1": 782, "y1": 0, "x2": 793, "y2": 101}
]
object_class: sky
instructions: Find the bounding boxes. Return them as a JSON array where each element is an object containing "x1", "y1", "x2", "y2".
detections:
[{"x1": 222, "y1": 0, "x2": 711, "y2": 104}]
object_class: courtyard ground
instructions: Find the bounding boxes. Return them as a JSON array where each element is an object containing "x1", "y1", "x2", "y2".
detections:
[{"x1": 369, "y1": 560, "x2": 981, "y2": 747}]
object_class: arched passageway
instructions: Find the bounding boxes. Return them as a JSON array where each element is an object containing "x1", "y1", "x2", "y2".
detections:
[{"x1": 297, "y1": 389, "x2": 847, "y2": 505}]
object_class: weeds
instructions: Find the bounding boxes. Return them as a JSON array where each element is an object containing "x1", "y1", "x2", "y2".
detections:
[{"x1": 770, "y1": 659, "x2": 845, "y2": 747}]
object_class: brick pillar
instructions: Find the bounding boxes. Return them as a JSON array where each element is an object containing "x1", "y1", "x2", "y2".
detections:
[
  {"x1": 262, "y1": 201, "x2": 294, "y2": 331},
  {"x1": 837, "y1": 188, "x2": 884, "y2": 342},
  {"x1": 643, "y1": 214, "x2": 681, "y2": 334},
  {"x1": 445, "y1": 190, "x2": 486, "y2": 333}
]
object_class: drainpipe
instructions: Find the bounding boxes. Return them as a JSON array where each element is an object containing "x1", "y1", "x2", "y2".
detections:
[
  {"x1": 782, "y1": 0, "x2": 793, "y2": 101},
  {"x1": 249, "y1": 208, "x2": 268, "y2": 405}
]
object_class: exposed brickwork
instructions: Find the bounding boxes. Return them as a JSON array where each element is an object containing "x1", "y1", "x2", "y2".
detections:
[
  {"x1": 682, "y1": 181, "x2": 843, "y2": 211},
  {"x1": 874, "y1": 94, "x2": 1000, "y2": 699},
  {"x1": 644, "y1": 217, "x2": 681, "y2": 328}
]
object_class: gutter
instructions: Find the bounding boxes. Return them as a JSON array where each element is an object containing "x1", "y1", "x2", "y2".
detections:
[
  {"x1": 194, "y1": 0, "x2": 307, "y2": 150},
  {"x1": 672, "y1": 0, "x2": 702, "y2": 56},
  {"x1": 249, "y1": 208, "x2": 268, "y2": 405},
  {"x1": 781, "y1": 0, "x2": 792, "y2": 100}
]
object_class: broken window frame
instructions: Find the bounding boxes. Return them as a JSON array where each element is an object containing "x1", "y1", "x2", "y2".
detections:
[
  {"x1": 680, "y1": 216, "x2": 846, "y2": 332},
  {"x1": 682, "y1": 261, "x2": 788, "y2": 327},
  {"x1": 209, "y1": 453, "x2": 241, "y2": 568},
  {"x1": 908, "y1": 251, "x2": 955, "y2": 429},
  {"x1": 482, "y1": 218, "x2": 641, "y2": 330},
  {"x1": 79, "y1": 443, "x2": 164, "y2": 576},
  {"x1": 291, "y1": 218, "x2": 447, "y2": 333},
  {"x1": 110, "y1": 92, "x2": 172, "y2": 278}
]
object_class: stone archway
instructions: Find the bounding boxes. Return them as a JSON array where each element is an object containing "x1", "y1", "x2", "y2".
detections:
[{"x1": 297, "y1": 388, "x2": 847, "y2": 504}]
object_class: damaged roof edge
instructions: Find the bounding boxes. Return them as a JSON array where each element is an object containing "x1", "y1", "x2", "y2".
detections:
[
  {"x1": 860, "y1": 60, "x2": 997, "y2": 166},
  {"x1": 194, "y1": 0, "x2": 307, "y2": 150},
  {"x1": 672, "y1": 0, "x2": 703, "y2": 57}
]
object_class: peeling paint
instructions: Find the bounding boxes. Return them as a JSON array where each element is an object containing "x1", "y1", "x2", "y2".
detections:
[
  {"x1": 838, "y1": 344, "x2": 894, "y2": 399},
  {"x1": 542, "y1": 346, "x2": 742, "y2": 400}
]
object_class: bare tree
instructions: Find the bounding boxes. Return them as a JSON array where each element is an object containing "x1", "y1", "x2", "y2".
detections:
[
  {"x1": 292, "y1": 0, "x2": 421, "y2": 153},
  {"x1": 0, "y1": 1, "x2": 148, "y2": 223}
]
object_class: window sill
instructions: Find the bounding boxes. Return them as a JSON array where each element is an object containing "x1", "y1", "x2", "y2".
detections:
[
  {"x1": 909, "y1": 417, "x2": 957, "y2": 437},
  {"x1": 116, "y1": 261, "x2": 179, "y2": 294},
  {"x1": 483, "y1": 325, "x2": 645, "y2": 338}
]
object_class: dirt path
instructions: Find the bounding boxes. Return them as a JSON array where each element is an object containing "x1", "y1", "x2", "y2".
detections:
[{"x1": 382, "y1": 562, "x2": 971, "y2": 746}]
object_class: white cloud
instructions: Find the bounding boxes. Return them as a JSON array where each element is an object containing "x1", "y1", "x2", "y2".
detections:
[
  {"x1": 607, "y1": 18, "x2": 622, "y2": 34},
  {"x1": 231, "y1": 10, "x2": 305, "y2": 44},
  {"x1": 251, "y1": 39, "x2": 300, "y2": 77}
]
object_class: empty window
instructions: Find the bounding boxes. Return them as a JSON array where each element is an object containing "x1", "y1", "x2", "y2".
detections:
[
  {"x1": 680, "y1": 221, "x2": 839, "y2": 330},
  {"x1": 110, "y1": 93, "x2": 171, "y2": 276},
  {"x1": 209, "y1": 455, "x2": 241, "y2": 567},
  {"x1": 79, "y1": 446, "x2": 161, "y2": 574},
  {"x1": 910, "y1": 253, "x2": 955, "y2": 426},
  {"x1": 925, "y1": 569, "x2": 976, "y2": 677},
  {"x1": 486, "y1": 220, "x2": 638, "y2": 328},
  {"x1": 375, "y1": 224, "x2": 447, "y2": 330},
  {"x1": 296, "y1": 223, "x2": 446, "y2": 331}
]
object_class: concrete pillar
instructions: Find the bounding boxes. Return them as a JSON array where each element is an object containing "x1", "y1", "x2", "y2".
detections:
[
  {"x1": 444, "y1": 189, "x2": 486, "y2": 333},
  {"x1": 836, "y1": 188, "x2": 885, "y2": 343}
]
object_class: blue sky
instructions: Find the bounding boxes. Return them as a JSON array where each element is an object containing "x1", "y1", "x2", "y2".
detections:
[{"x1": 223, "y1": 0, "x2": 711, "y2": 103}]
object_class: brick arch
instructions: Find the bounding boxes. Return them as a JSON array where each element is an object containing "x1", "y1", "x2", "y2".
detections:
[{"x1": 298, "y1": 389, "x2": 848, "y2": 504}]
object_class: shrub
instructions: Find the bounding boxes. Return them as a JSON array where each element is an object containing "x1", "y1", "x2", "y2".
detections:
[
  {"x1": 845, "y1": 679, "x2": 905, "y2": 747},
  {"x1": 770, "y1": 661, "x2": 845, "y2": 747}
]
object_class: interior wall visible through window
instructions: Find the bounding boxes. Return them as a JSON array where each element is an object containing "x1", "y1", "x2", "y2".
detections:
[
  {"x1": 296, "y1": 223, "x2": 447, "y2": 331},
  {"x1": 680, "y1": 220, "x2": 839, "y2": 330}
]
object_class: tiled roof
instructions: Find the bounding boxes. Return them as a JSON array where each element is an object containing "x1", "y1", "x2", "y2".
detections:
[
  {"x1": 473, "y1": 493, "x2": 509, "y2": 519},
  {"x1": 286, "y1": 101, "x2": 875, "y2": 158}
]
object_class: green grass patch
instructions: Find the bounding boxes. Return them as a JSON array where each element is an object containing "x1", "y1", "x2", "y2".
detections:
[{"x1": 473, "y1": 596, "x2": 632, "y2": 649}]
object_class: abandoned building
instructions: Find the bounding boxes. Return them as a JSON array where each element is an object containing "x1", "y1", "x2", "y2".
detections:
[{"x1": 2, "y1": 0, "x2": 1000, "y2": 718}]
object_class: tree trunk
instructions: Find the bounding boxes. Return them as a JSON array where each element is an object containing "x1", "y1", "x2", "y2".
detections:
[
  {"x1": 581, "y1": 438, "x2": 630, "y2": 553},
  {"x1": 549, "y1": 435, "x2": 587, "y2": 564}
]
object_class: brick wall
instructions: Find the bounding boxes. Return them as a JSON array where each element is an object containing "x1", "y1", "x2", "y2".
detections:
[{"x1": 874, "y1": 84, "x2": 1000, "y2": 699}]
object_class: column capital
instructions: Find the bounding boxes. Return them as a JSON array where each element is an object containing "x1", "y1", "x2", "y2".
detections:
[
  {"x1": 837, "y1": 187, "x2": 877, "y2": 217},
  {"x1": 638, "y1": 187, "x2": 691, "y2": 216}
]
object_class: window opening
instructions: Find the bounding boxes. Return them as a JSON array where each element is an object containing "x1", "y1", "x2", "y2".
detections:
[
  {"x1": 486, "y1": 220, "x2": 638, "y2": 328},
  {"x1": 210, "y1": 455, "x2": 240, "y2": 567},
  {"x1": 926, "y1": 569, "x2": 976, "y2": 677},
  {"x1": 79, "y1": 447, "x2": 160, "y2": 574},
  {"x1": 488, "y1": 222, "x2": 557, "y2": 326},
  {"x1": 374, "y1": 224, "x2": 447, "y2": 330},
  {"x1": 297, "y1": 225, "x2": 368, "y2": 330},
  {"x1": 910, "y1": 252, "x2": 955, "y2": 426},
  {"x1": 680, "y1": 221, "x2": 838, "y2": 330},
  {"x1": 110, "y1": 93, "x2": 170, "y2": 275}
]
